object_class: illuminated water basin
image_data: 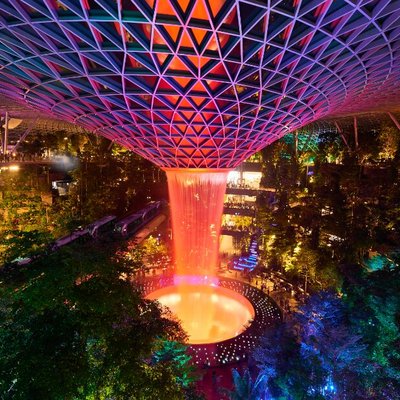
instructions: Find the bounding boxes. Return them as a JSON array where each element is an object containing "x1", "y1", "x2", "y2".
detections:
[{"x1": 147, "y1": 284, "x2": 255, "y2": 344}]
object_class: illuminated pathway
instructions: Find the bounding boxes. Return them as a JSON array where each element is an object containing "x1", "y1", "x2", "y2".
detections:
[{"x1": 142, "y1": 275, "x2": 281, "y2": 366}]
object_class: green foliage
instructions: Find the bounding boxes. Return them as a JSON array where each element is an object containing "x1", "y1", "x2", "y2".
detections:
[
  {"x1": 253, "y1": 323, "x2": 309, "y2": 399},
  {"x1": 257, "y1": 120, "x2": 400, "y2": 291},
  {"x1": 0, "y1": 168, "x2": 49, "y2": 229},
  {"x1": 0, "y1": 229, "x2": 52, "y2": 265},
  {"x1": 0, "y1": 166, "x2": 54, "y2": 264},
  {"x1": 254, "y1": 284, "x2": 400, "y2": 399},
  {"x1": 296, "y1": 292, "x2": 367, "y2": 378},
  {"x1": 255, "y1": 292, "x2": 366, "y2": 399},
  {"x1": 152, "y1": 341, "x2": 198, "y2": 390},
  {"x1": 0, "y1": 244, "x2": 194, "y2": 400},
  {"x1": 142, "y1": 235, "x2": 169, "y2": 267},
  {"x1": 51, "y1": 143, "x2": 166, "y2": 233},
  {"x1": 343, "y1": 267, "x2": 400, "y2": 396},
  {"x1": 223, "y1": 369, "x2": 267, "y2": 400}
]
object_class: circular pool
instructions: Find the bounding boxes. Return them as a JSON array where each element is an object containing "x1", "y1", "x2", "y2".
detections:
[{"x1": 146, "y1": 284, "x2": 255, "y2": 344}]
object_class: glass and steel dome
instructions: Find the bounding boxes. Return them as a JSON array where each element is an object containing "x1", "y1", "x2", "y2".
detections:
[{"x1": 0, "y1": 0, "x2": 399, "y2": 167}]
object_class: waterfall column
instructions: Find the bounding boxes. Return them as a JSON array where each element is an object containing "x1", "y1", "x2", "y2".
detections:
[{"x1": 164, "y1": 168, "x2": 230, "y2": 278}]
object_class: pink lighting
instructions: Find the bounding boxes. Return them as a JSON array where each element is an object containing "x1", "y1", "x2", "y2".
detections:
[{"x1": 1, "y1": 2, "x2": 400, "y2": 169}]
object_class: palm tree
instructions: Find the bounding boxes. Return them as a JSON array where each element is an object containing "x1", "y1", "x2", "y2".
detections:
[{"x1": 224, "y1": 369, "x2": 268, "y2": 400}]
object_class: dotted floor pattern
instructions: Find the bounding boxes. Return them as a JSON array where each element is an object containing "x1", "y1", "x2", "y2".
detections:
[
  {"x1": 0, "y1": 1, "x2": 400, "y2": 168},
  {"x1": 139, "y1": 276, "x2": 281, "y2": 367}
]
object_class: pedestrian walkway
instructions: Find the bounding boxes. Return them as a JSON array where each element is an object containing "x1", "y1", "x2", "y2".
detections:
[{"x1": 219, "y1": 269, "x2": 303, "y2": 315}]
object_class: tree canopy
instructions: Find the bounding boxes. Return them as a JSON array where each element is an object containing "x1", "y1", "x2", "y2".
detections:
[{"x1": 0, "y1": 243, "x2": 197, "y2": 400}]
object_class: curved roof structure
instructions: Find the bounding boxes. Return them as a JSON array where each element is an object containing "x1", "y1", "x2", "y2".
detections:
[{"x1": 0, "y1": 0, "x2": 400, "y2": 168}]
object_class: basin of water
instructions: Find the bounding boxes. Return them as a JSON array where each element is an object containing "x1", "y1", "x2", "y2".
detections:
[{"x1": 147, "y1": 284, "x2": 255, "y2": 344}]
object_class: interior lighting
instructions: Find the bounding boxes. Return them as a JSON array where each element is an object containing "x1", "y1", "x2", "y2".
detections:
[{"x1": 147, "y1": 283, "x2": 254, "y2": 344}]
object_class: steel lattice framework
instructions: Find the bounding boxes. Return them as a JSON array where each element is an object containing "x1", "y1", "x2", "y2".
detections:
[{"x1": 0, "y1": 0, "x2": 399, "y2": 168}]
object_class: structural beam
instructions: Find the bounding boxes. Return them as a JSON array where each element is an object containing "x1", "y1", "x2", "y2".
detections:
[
  {"x1": 353, "y1": 116, "x2": 358, "y2": 149},
  {"x1": 2, "y1": 112, "x2": 9, "y2": 154},
  {"x1": 302, "y1": 128, "x2": 316, "y2": 153},
  {"x1": 334, "y1": 121, "x2": 350, "y2": 150},
  {"x1": 10, "y1": 118, "x2": 37, "y2": 154},
  {"x1": 107, "y1": 139, "x2": 114, "y2": 151},
  {"x1": 294, "y1": 130, "x2": 298, "y2": 157},
  {"x1": 388, "y1": 112, "x2": 400, "y2": 131}
]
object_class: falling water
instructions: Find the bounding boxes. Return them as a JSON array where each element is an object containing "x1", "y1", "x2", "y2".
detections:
[
  {"x1": 152, "y1": 168, "x2": 254, "y2": 344},
  {"x1": 164, "y1": 168, "x2": 230, "y2": 277}
]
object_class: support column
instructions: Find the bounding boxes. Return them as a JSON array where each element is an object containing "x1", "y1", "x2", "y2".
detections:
[
  {"x1": 2, "y1": 112, "x2": 9, "y2": 155},
  {"x1": 334, "y1": 121, "x2": 350, "y2": 150},
  {"x1": 164, "y1": 168, "x2": 230, "y2": 277},
  {"x1": 11, "y1": 117, "x2": 37, "y2": 154},
  {"x1": 388, "y1": 112, "x2": 400, "y2": 131},
  {"x1": 354, "y1": 116, "x2": 358, "y2": 149}
]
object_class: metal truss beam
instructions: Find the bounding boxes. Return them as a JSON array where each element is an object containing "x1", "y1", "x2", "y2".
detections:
[
  {"x1": 0, "y1": 1, "x2": 399, "y2": 167},
  {"x1": 10, "y1": 118, "x2": 38, "y2": 154}
]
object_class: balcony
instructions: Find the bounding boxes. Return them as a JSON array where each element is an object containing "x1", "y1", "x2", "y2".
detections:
[{"x1": 223, "y1": 203, "x2": 256, "y2": 217}]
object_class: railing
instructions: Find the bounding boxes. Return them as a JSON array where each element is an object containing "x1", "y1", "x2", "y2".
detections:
[
  {"x1": 0, "y1": 155, "x2": 52, "y2": 164},
  {"x1": 226, "y1": 182, "x2": 259, "y2": 190},
  {"x1": 223, "y1": 207, "x2": 255, "y2": 217},
  {"x1": 137, "y1": 276, "x2": 281, "y2": 367},
  {"x1": 224, "y1": 202, "x2": 256, "y2": 211},
  {"x1": 220, "y1": 225, "x2": 255, "y2": 237}
]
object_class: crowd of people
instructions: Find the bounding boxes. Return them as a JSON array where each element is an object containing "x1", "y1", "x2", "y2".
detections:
[
  {"x1": 221, "y1": 224, "x2": 254, "y2": 233},
  {"x1": 226, "y1": 181, "x2": 259, "y2": 190},
  {"x1": 224, "y1": 201, "x2": 256, "y2": 211},
  {"x1": 223, "y1": 266, "x2": 305, "y2": 317}
]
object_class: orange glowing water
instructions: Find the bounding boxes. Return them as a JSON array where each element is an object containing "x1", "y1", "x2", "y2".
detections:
[
  {"x1": 161, "y1": 169, "x2": 244, "y2": 343},
  {"x1": 147, "y1": 284, "x2": 254, "y2": 344},
  {"x1": 164, "y1": 168, "x2": 230, "y2": 277}
]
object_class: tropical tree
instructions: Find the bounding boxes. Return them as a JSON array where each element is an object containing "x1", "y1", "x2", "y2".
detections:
[
  {"x1": 295, "y1": 291, "x2": 367, "y2": 399},
  {"x1": 254, "y1": 291, "x2": 371, "y2": 399},
  {"x1": 343, "y1": 267, "x2": 400, "y2": 397},
  {"x1": 253, "y1": 322, "x2": 312, "y2": 399},
  {"x1": 378, "y1": 123, "x2": 400, "y2": 160},
  {"x1": 151, "y1": 341, "x2": 202, "y2": 397},
  {"x1": 0, "y1": 243, "x2": 194, "y2": 400},
  {"x1": 223, "y1": 369, "x2": 268, "y2": 400},
  {"x1": 0, "y1": 229, "x2": 52, "y2": 265},
  {"x1": 142, "y1": 235, "x2": 169, "y2": 268}
]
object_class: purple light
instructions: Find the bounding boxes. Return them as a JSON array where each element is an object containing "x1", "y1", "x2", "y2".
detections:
[{"x1": 0, "y1": 1, "x2": 399, "y2": 167}]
